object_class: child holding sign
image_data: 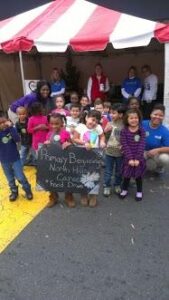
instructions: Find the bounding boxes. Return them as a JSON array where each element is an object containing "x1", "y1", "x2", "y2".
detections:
[
  {"x1": 44, "y1": 113, "x2": 75, "y2": 208},
  {"x1": 73, "y1": 110, "x2": 105, "y2": 207}
]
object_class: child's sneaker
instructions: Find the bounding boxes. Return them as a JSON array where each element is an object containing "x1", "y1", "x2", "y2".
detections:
[
  {"x1": 89, "y1": 195, "x2": 97, "y2": 207},
  {"x1": 103, "y1": 187, "x2": 111, "y2": 197},
  {"x1": 114, "y1": 185, "x2": 121, "y2": 195},
  {"x1": 9, "y1": 188, "x2": 18, "y2": 202},
  {"x1": 25, "y1": 190, "x2": 33, "y2": 200},
  {"x1": 135, "y1": 192, "x2": 143, "y2": 201},
  {"x1": 119, "y1": 190, "x2": 128, "y2": 199}
]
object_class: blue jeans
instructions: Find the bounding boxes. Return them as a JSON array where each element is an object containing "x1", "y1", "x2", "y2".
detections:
[
  {"x1": 20, "y1": 145, "x2": 30, "y2": 166},
  {"x1": 104, "y1": 155, "x2": 122, "y2": 187},
  {"x1": 1, "y1": 159, "x2": 31, "y2": 193}
]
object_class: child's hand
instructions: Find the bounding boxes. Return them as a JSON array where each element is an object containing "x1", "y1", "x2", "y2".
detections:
[
  {"x1": 5, "y1": 120, "x2": 12, "y2": 128},
  {"x1": 128, "y1": 159, "x2": 135, "y2": 167},
  {"x1": 104, "y1": 123, "x2": 112, "y2": 133},
  {"x1": 62, "y1": 141, "x2": 71, "y2": 149},
  {"x1": 85, "y1": 142, "x2": 92, "y2": 150},
  {"x1": 134, "y1": 160, "x2": 140, "y2": 167}
]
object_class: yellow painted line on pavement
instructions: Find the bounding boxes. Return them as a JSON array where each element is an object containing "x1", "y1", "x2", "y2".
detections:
[{"x1": 0, "y1": 166, "x2": 49, "y2": 253}]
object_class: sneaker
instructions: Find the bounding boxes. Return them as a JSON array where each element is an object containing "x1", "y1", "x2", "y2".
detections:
[
  {"x1": 103, "y1": 187, "x2": 111, "y2": 197},
  {"x1": 119, "y1": 190, "x2": 128, "y2": 199},
  {"x1": 135, "y1": 192, "x2": 143, "y2": 202},
  {"x1": 89, "y1": 195, "x2": 97, "y2": 207},
  {"x1": 25, "y1": 191, "x2": 33, "y2": 200},
  {"x1": 9, "y1": 189, "x2": 18, "y2": 202},
  {"x1": 114, "y1": 186, "x2": 121, "y2": 195}
]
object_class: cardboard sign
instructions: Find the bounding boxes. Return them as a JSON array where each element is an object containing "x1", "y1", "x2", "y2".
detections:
[{"x1": 37, "y1": 144, "x2": 102, "y2": 194}]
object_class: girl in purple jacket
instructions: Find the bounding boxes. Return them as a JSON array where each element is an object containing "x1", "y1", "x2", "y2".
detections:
[{"x1": 120, "y1": 109, "x2": 146, "y2": 201}]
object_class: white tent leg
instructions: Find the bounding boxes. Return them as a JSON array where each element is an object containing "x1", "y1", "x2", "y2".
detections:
[
  {"x1": 19, "y1": 51, "x2": 26, "y2": 95},
  {"x1": 164, "y1": 43, "x2": 169, "y2": 126}
]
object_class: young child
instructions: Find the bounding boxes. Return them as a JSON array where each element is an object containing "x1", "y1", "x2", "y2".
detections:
[
  {"x1": 73, "y1": 110, "x2": 106, "y2": 207},
  {"x1": 103, "y1": 104, "x2": 125, "y2": 196},
  {"x1": 80, "y1": 95, "x2": 91, "y2": 112},
  {"x1": 15, "y1": 106, "x2": 32, "y2": 166},
  {"x1": 66, "y1": 104, "x2": 80, "y2": 137},
  {"x1": 128, "y1": 97, "x2": 140, "y2": 110},
  {"x1": 27, "y1": 102, "x2": 48, "y2": 154},
  {"x1": 94, "y1": 98, "x2": 108, "y2": 130},
  {"x1": 44, "y1": 113, "x2": 74, "y2": 208},
  {"x1": 52, "y1": 95, "x2": 70, "y2": 116},
  {"x1": 120, "y1": 109, "x2": 146, "y2": 201},
  {"x1": 0, "y1": 114, "x2": 33, "y2": 201},
  {"x1": 103, "y1": 101, "x2": 112, "y2": 121},
  {"x1": 65, "y1": 92, "x2": 79, "y2": 111}
]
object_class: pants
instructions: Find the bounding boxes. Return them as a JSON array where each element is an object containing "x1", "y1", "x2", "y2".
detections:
[
  {"x1": 104, "y1": 155, "x2": 122, "y2": 187},
  {"x1": 122, "y1": 177, "x2": 142, "y2": 193},
  {"x1": 8, "y1": 108, "x2": 18, "y2": 124},
  {"x1": 1, "y1": 159, "x2": 31, "y2": 193},
  {"x1": 20, "y1": 145, "x2": 30, "y2": 166},
  {"x1": 145, "y1": 152, "x2": 169, "y2": 171}
]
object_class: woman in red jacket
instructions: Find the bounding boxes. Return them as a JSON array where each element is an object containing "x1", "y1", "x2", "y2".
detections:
[{"x1": 87, "y1": 63, "x2": 110, "y2": 104}]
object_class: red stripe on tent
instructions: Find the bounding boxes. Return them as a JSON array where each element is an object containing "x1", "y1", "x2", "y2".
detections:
[
  {"x1": 154, "y1": 22, "x2": 169, "y2": 43},
  {"x1": 70, "y1": 6, "x2": 121, "y2": 51},
  {"x1": 1, "y1": 0, "x2": 75, "y2": 53},
  {"x1": 12, "y1": 0, "x2": 75, "y2": 40}
]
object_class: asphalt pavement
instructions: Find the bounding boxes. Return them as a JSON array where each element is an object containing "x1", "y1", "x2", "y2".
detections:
[{"x1": 0, "y1": 171, "x2": 169, "y2": 300}]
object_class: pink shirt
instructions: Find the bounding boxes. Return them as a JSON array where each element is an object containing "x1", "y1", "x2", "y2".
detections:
[
  {"x1": 46, "y1": 129, "x2": 70, "y2": 144},
  {"x1": 28, "y1": 115, "x2": 48, "y2": 150}
]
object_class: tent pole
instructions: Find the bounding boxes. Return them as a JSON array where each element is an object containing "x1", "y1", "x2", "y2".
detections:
[
  {"x1": 19, "y1": 51, "x2": 26, "y2": 95},
  {"x1": 164, "y1": 43, "x2": 169, "y2": 126}
]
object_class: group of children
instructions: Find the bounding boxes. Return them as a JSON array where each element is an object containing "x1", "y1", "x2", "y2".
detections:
[{"x1": 0, "y1": 91, "x2": 148, "y2": 206}]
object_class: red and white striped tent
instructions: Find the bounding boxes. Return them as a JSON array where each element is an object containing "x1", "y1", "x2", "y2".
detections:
[{"x1": 0, "y1": 0, "x2": 169, "y2": 53}]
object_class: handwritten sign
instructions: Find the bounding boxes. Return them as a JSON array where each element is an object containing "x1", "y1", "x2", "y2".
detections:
[{"x1": 37, "y1": 144, "x2": 102, "y2": 194}]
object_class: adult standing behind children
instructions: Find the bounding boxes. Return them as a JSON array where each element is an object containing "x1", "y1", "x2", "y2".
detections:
[
  {"x1": 8, "y1": 80, "x2": 53, "y2": 124},
  {"x1": 121, "y1": 66, "x2": 142, "y2": 102},
  {"x1": 87, "y1": 63, "x2": 110, "y2": 104},
  {"x1": 50, "y1": 68, "x2": 66, "y2": 97},
  {"x1": 142, "y1": 104, "x2": 169, "y2": 174},
  {"x1": 141, "y1": 65, "x2": 158, "y2": 119}
]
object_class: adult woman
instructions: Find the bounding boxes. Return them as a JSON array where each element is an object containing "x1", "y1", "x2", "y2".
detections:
[
  {"x1": 8, "y1": 80, "x2": 53, "y2": 124},
  {"x1": 121, "y1": 66, "x2": 142, "y2": 102},
  {"x1": 142, "y1": 104, "x2": 169, "y2": 173},
  {"x1": 87, "y1": 63, "x2": 110, "y2": 104},
  {"x1": 50, "y1": 68, "x2": 66, "y2": 97}
]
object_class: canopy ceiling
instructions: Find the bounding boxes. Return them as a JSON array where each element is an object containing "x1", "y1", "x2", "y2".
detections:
[{"x1": 0, "y1": 0, "x2": 169, "y2": 53}]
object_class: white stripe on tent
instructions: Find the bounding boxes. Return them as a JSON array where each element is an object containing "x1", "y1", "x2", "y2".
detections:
[
  {"x1": 0, "y1": 3, "x2": 51, "y2": 44},
  {"x1": 35, "y1": 0, "x2": 97, "y2": 52},
  {"x1": 110, "y1": 13, "x2": 156, "y2": 49}
]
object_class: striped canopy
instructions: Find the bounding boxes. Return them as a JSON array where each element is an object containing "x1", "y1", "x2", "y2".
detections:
[{"x1": 0, "y1": 0, "x2": 169, "y2": 53}]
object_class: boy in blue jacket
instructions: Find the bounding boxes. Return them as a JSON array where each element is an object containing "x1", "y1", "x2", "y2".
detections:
[{"x1": 0, "y1": 114, "x2": 33, "y2": 201}]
